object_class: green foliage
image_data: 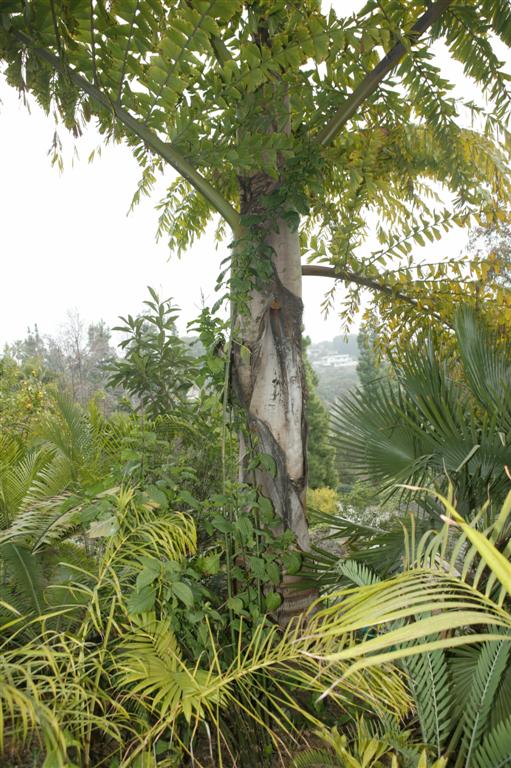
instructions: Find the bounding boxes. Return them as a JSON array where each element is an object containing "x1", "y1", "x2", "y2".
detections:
[
  {"x1": 305, "y1": 347, "x2": 338, "y2": 490},
  {"x1": 308, "y1": 487, "x2": 339, "y2": 518},
  {"x1": 2, "y1": 402, "x2": 511, "y2": 766},
  {"x1": 0, "y1": 484, "x2": 418, "y2": 767},
  {"x1": 331, "y1": 308, "x2": 511, "y2": 519},
  {"x1": 6, "y1": 317, "x2": 119, "y2": 409},
  {"x1": 293, "y1": 718, "x2": 447, "y2": 768},
  {"x1": 406, "y1": 648, "x2": 453, "y2": 757},
  {"x1": 473, "y1": 715, "x2": 511, "y2": 768},
  {"x1": 108, "y1": 288, "x2": 196, "y2": 419},
  {"x1": 357, "y1": 319, "x2": 392, "y2": 394},
  {"x1": 2, "y1": 4, "x2": 511, "y2": 757},
  {"x1": 0, "y1": 355, "x2": 53, "y2": 440},
  {"x1": 1, "y1": 0, "x2": 511, "y2": 328}
]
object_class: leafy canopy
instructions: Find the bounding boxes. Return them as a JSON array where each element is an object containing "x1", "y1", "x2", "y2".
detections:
[{"x1": 1, "y1": 1, "x2": 511, "y2": 324}]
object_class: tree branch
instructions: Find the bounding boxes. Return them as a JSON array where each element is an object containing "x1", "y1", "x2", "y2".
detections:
[
  {"x1": 12, "y1": 30, "x2": 241, "y2": 234},
  {"x1": 301, "y1": 263, "x2": 444, "y2": 322},
  {"x1": 315, "y1": 0, "x2": 453, "y2": 146}
]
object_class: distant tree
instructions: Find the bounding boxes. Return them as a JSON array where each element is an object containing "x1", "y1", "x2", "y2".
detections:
[
  {"x1": 0, "y1": 354, "x2": 52, "y2": 440},
  {"x1": 468, "y1": 222, "x2": 511, "y2": 288},
  {"x1": 304, "y1": 347, "x2": 338, "y2": 490},
  {"x1": 8, "y1": 324, "x2": 46, "y2": 364},
  {"x1": 6, "y1": 315, "x2": 118, "y2": 408},
  {"x1": 357, "y1": 318, "x2": 391, "y2": 394}
]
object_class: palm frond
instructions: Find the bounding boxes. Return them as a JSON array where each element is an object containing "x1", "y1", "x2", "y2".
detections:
[
  {"x1": 330, "y1": 308, "x2": 511, "y2": 517},
  {"x1": 473, "y1": 714, "x2": 511, "y2": 768},
  {"x1": 457, "y1": 638, "x2": 511, "y2": 766},
  {"x1": 0, "y1": 655, "x2": 65, "y2": 758},
  {"x1": 293, "y1": 747, "x2": 340, "y2": 767},
  {"x1": 336, "y1": 559, "x2": 381, "y2": 587},
  {"x1": 0, "y1": 543, "x2": 44, "y2": 616},
  {"x1": 455, "y1": 307, "x2": 511, "y2": 432},
  {"x1": 406, "y1": 647, "x2": 452, "y2": 757},
  {"x1": 1, "y1": 497, "x2": 80, "y2": 553}
]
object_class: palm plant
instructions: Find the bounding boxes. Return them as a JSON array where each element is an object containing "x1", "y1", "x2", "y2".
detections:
[
  {"x1": 293, "y1": 718, "x2": 447, "y2": 768},
  {"x1": 4, "y1": 482, "x2": 511, "y2": 767},
  {"x1": 311, "y1": 488, "x2": 511, "y2": 768},
  {"x1": 0, "y1": 393, "x2": 128, "y2": 622},
  {"x1": 403, "y1": 490, "x2": 511, "y2": 768},
  {"x1": 330, "y1": 307, "x2": 511, "y2": 520}
]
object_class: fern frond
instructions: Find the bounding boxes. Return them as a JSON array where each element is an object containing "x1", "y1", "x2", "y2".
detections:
[
  {"x1": 1, "y1": 497, "x2": 80, "y2": 553},
  {"x1": 0, "y1": 448, "x2": 47, "y2": 524}
]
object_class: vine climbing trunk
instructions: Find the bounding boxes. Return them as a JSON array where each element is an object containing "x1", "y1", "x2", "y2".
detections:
[{"x1": 231, "y1": 173, "x2": 315, "y2": 623}]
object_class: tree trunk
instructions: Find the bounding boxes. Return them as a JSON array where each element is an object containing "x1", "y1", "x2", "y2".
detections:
[{"x1": 231, "y1": 174, "x2": 315, "y2": 622}]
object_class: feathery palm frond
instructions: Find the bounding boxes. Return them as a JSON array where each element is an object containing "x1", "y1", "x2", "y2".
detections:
[
  {"x1": 456, "y1": 638, "x2": 511, "y2": 767},
  {"x1": 0, "y1": 543, "x2": 44, "y2": 616},
  {"x1": 406, "y1": 648, "x2": 453, "y2": 758},
  {"x1": 336, "y1": 559, "x2": 381, "y2": 587},
  {"x1": 4, "y1": 487, "x2": 511, "y2": 766},
  {"x1": 456, "y1": 306, "x2": 511, "y2": 432},
  {"x1": 0, "y1": 659, "x2": 65, "y2": 759},
  {"x1": 0, "y1": 498, "x2": 82, "y2": 554},
  {"x1": 473, "y1": 714, "x2": 511, "y2": 768}
]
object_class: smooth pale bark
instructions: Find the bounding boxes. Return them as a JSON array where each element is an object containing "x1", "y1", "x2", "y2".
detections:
[{"x1": 231, "y1": 175, "x2": 316, "y2": 622}]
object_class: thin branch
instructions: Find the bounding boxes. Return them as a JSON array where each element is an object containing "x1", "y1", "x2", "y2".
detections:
[
  {"x1": 301, "y1": 263, "x2": 444, "y2": 322},
  {"x1": 12, "y1": 30, "x2": 241, "y2": 234},
  {"x1": 315, "y1": 0, "x2": 454, "y2": 146},
  {"x1": 49, "y1": 0, "x2": 63, "y2": 60}
]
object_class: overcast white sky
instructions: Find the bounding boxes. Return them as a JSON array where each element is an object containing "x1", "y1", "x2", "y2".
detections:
[
  {"x1": 0, "y1": 80, "x2": 369, "y2": 346},
  {"x1": 0, "y1": 3, "x2": 508, "y2": 348}
]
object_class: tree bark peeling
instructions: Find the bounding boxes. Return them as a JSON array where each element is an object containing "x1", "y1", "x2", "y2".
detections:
[{"x1": 232, "y1": 194, "x2": 310, "y2": 554}]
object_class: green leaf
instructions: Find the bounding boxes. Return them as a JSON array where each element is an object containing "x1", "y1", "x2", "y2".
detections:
[
  {"x1": 211, "y1": 515, "x2": 235, "y2": 533},
  {"x1": 172, "y1": 581, "x2": 194, "y2": 607},
  {"x1": 197, "y1": 553, "x2": 221, "y2": 575},
  {"x1": 235, "y1": 515, "x2": 253, "y2": 541},
  {"x1": 146, "y1": 485, "x2": 168, "y2": 509},
  {"x1": 248, "y1": 556, "x2": 266, "y2": 580},
  {"x1": 226, "y1": 596, "x2": 244, "y2": 613},
  {"x1": 127, "y1": 585, "x2": 156, "y2": 614},
  {"x1": 258, "y1": 453, "x2": 277, "y2": 477},
  {"x1": 265, "y1": 591, "x2": 282, "y2": 612},
  {"x1": 88, "y1": 516, "x2": 118, "y2": 538},
  {"x1": 266, "y1": 561, "x2": 280, "y2": 585},
  {"x1": 136, "y1": 560, "x2": 161, "y2": 590},
  {"x1": 283, "y1": 551, "x2": 302, "y2": 575}
]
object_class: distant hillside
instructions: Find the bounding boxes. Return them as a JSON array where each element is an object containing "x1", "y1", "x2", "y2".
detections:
[
  {"x1": 309, "y1": 334, "x2": 359, "y2": 405},
  {"x1": 308, "y1": 334, "x2": 359, "y2": 360}
]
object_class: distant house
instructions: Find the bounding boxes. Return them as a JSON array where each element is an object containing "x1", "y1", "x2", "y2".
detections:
[{"x1": 314, "y1": 354, "x2": 356, "y2": 368}]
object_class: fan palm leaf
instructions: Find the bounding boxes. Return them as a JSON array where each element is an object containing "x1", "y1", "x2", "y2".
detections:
[{"x1": 330, "y1": 308, "x2": 511, "y2": 518}]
